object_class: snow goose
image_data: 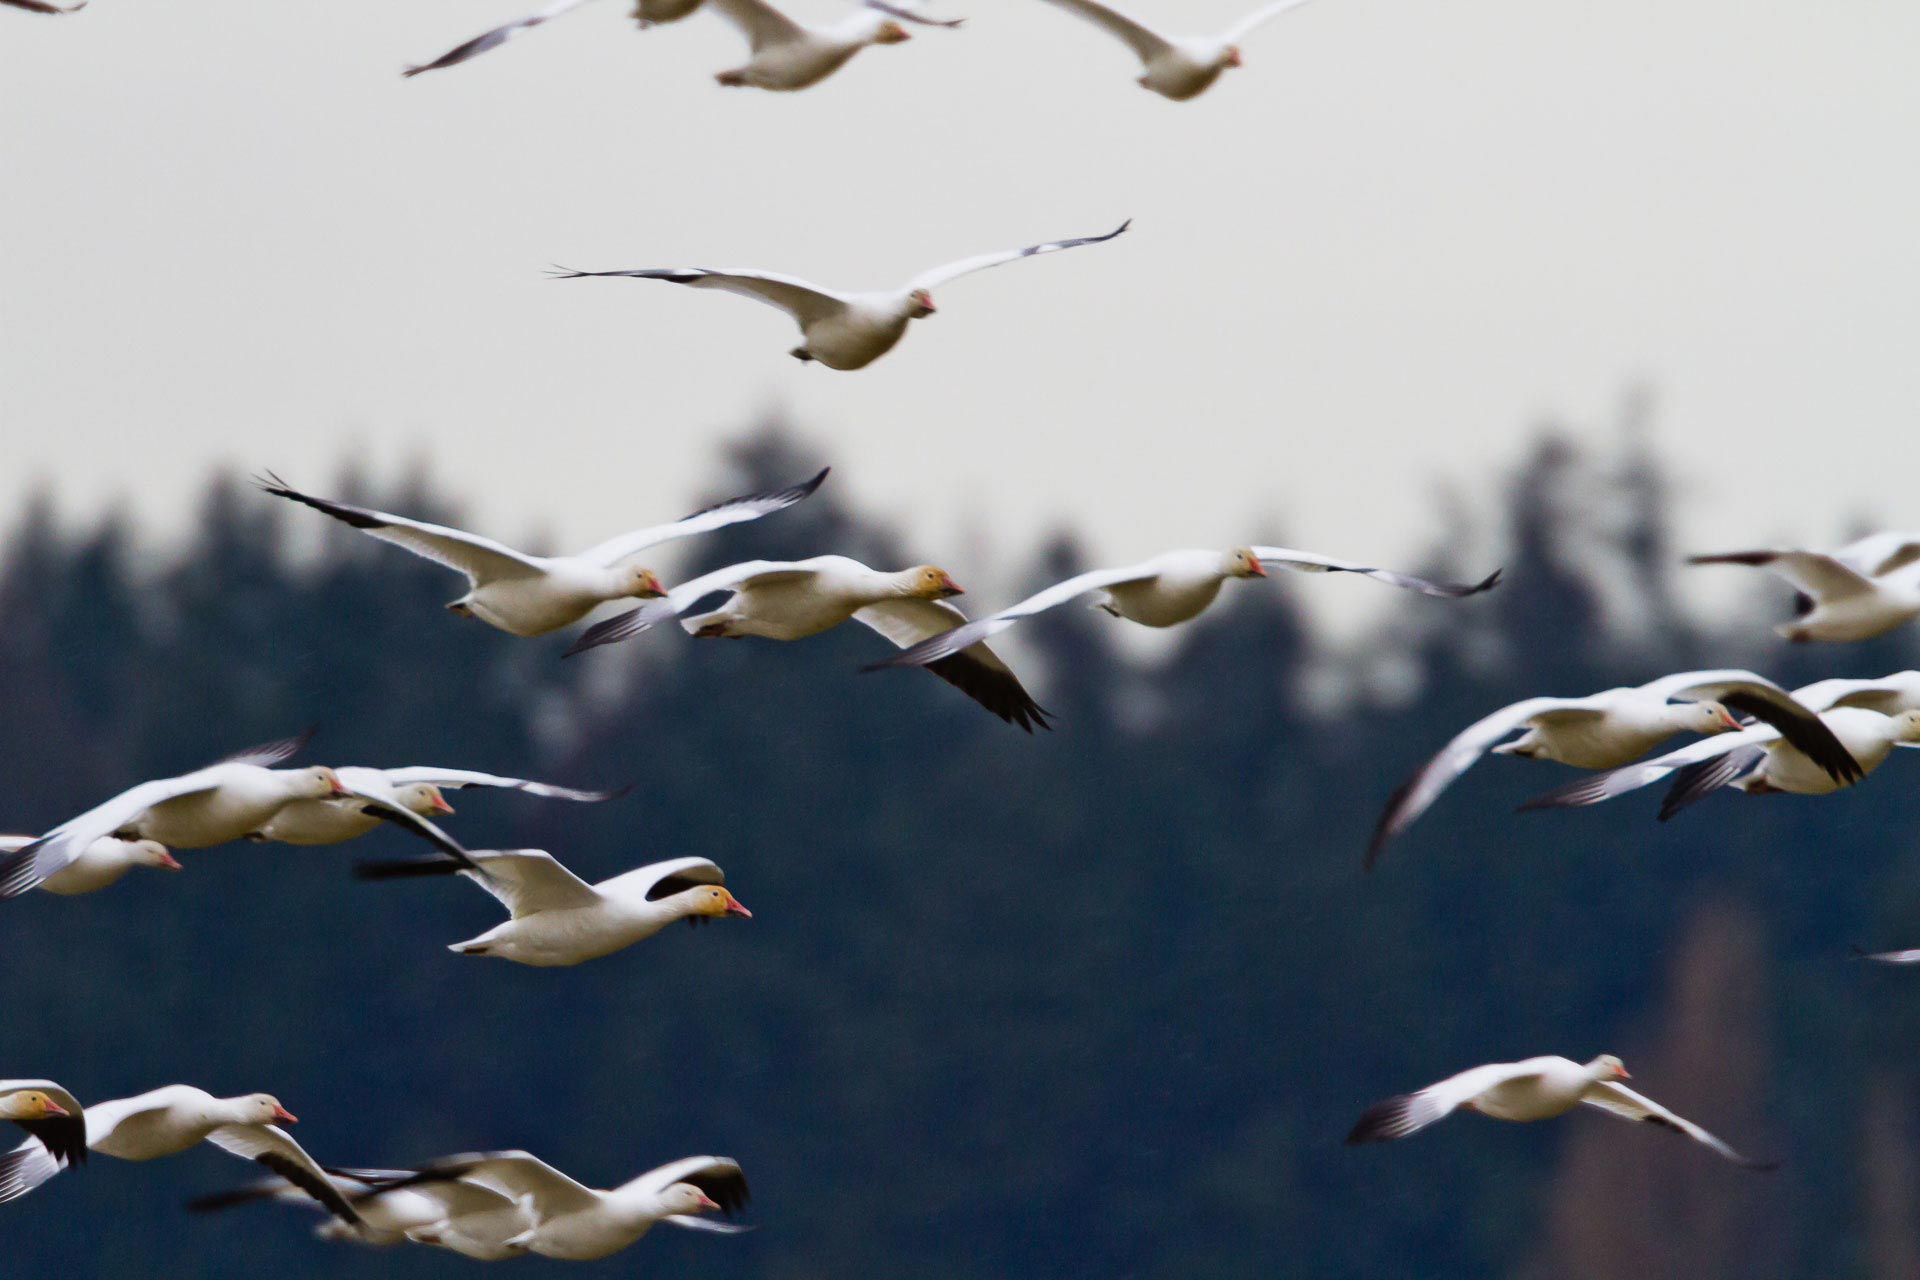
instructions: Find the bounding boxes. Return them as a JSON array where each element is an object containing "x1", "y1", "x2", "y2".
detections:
[
  {"x1": 192, "y1": 1165, "x2": 535, "y2": 1257},
  {"x1": 704, "y1": 0, "x2": 961, "y2": 92},
  {"x1": 552, "y1": 221, "x2": 1128, "y2": 371},
  {"x1": 564, "y1": 555, "x2": 1051, "y2": 730},
  {"x1": 1036, "y1": 0, "x2": 1317, "y2": 100},
  {"x1": 0, "y1": 1083, "x2": 86, "y2": 1181},
  {"x1": 867, "y1": 546, "x2": 1498, "y2": 672},
  {"x1": 0, "y1": 836, "x2": 179, "y2": 895},
  {"x1": 259, "y1": 468, "x2": 825, "y2": 638},
  {"x1": 1366, "y1": 669, "x2": 1862, "y2": 867},
  {"x1": 1689, "y1": 535, "x2": 1920, "y2": 642},
  {"x1": 1, "y1": 0, "x2": 85, "y2": 12},
  {"x1": 356, "y1": 850, "x2": 749, "y2": 966},
  {"x1": 1346, "y1": 1055, "x2": 1774, "y2": 1169},
  {"x1": 253, "y1": 765, "x2": 623, "y2": 847},
  {"x1": 365, "y1": 1151, "x2": 749, "y2": 1260},
  {"x1": 403, "y1": 0, "x2": 710, "y2": 78},
  {"x1": 1522, "y1": 706, "x2": 1920, "y2": 820},
  {"x1": 0, "y1": 1087, "x2": 362, "y2": 1224}
]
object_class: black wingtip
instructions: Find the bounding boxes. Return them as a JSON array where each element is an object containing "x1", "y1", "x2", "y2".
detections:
[
  {"x1": 354, "y1": 855, "x2": 467, "y2": 882},
  {"x1": 1472, "y1": 568, "x2": 1504, "y2": 593},
  {"x1": 1344, "y1": 1095, "x2": 1411, "y2": 1145}
]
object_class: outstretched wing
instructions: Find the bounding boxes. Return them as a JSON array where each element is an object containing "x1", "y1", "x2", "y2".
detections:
[
  {"x1": 1641, "y1": 669, "x2": 1861, "y2": 784},
  {"x1": 212, "y1": 727, "x2": 316, "y2": 769},
  {"x1": 0, "y1": 770, "x2": 225, "y2": 899},
  {"x1": 1367, "y1": 698, "x2": 1602, "y2": 867},
  {"x1": 1224, "y1": 0, "x2": 1318, "y2": 41},
  {"x1": 1251, "y1": 547, "x2": 1502, "y2": 599},
  {"x1": 259, "y1": 474, "x2": 544, "y2": 586},
  {"x1": 378, "y1": 767, "x2": 626, "y2": 804},
  {"x1": 1346, "y1": 1062, "x2": 1541, "y2": 1144},
  {"x1": 343, "y1": 788, "x2": 483, "y2": 868},
  {"x1": 854, "y1": 600, "x2": 1052, "y2": 732},
  {"x1": 1687, "y1": 549, "x2": 1876, "y2": 603},
  {"x1": 205, "y1": 1125, "x2": 365, "y2": 1225},
  {"x1": 594, "y1": 856, "x2": 726, "y2": 902},
  {"x1": 0, "y1": 1135, "x2": 66, "y2": 1205},
  {"x1": 551, "y1": 265, "x2": 847, "y2": 327},
  {"x1": 372, "y1": 1150, "x2": 600, "y2": 1219},
  {"x1": 627, "y1": 1156, "x2": 749, "y2": 1215},
  {"x1": 866, "y1": 562, "x2": 1165, "y2": 671},
  {"x1": 906, "y1": 221, "x2": 1131, "y2": 293},
  {"x1": 357, "y1": 849, "x2": 601, "y2": 917},
  {"x1": 563, "y1": 560, "x2": 819, "y2": 656},
  {"x1": 1517, "y1": 726, "x2": 1774, "y2": 812},
  {"x1": 864, "y1": 1, "x2": 963, "y2": 28},
  {"x1": 1655, "y1": 744, "x2": 1770, "y2": 821},
  {"x1": 403, "y1": 0, "x2": 601, "y2": 77},
  {"x1": 1581, "y1": 1082, "x2": 1776, "y2": 1170},
  {"x1": 1833, "y1": 531, "x2": 1920, "y2": 578},
  {"x1": 573, "y1": 468, "x2": 829, "y2": 566},
  {"x1": 706, "y1": 0, "x2": 806, "y2": 49},
  {"x1": 1, "y1": 0, "x2": 87, "y2": 13},
  {"x1": 1035, "y1": 0, "x2": 1172, "y2": 63}
]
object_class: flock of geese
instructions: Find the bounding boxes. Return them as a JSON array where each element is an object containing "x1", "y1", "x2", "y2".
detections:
[{"x1": 8, "y1": 0, "x2": 1917, "y2": 1262}]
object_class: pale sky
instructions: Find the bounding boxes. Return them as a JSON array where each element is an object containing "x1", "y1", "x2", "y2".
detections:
[{"x1": 3, "y1": 0, "x2": 1917, "y2": 609}]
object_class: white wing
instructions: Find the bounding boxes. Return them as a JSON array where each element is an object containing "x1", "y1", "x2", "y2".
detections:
[
  {"x1": 855, "y1": 599, "x2": 1051, "y2": 732},
  {"x1": 905, "y1": 221, "x2": 1131, "y2": 293},
  {"x1": 572, "y1": 468, "x2": 829, "y2": 566},
  {"x1": 595, "y1": 856, "x2": 725, "y2": 901},
  {"x1": 1581, "y1": 1082, "x2": 1775, "y2": 1169},
  {"x1": 1795, "y1": 673, "x2": 1920, "y2": 716},
  {"x1": 551, "y1": 264, "x2": 847, "y2": 327},
  {"x1": 403, "y1": 0, "x2": 602, "y2": 77},
  {"x1": 1366, "y1": 697, "x2": 1606, "y2": 867},
  {"x1": 459, "y1": 849, "x2": 603, "y2": 916},
  {"x1": 625, "y1": 1155, "x2": 749, "y2": 1216},
  {"x1": 707, "y1": 0, "x2": 806, "y2": 48},
  {"x1": 1637, "y1": 669, "x2": 1861, "y2": 784},
  {"x1": 259, "y1": 476, "x2": 545, "y2": 586},
  {"x1": 1517, "y1": 724, "x2": 1777, "y2": 810},
  {"x1": 1687, "y1": 548, "x2": 1876, "y2": 602},
  {"x1": 0, "y1": 770, "x2": 225, "y2": 898},
  {"x1": 1857, "y1": 947, "x2": 1920, "y2": 965},
  {"x1": 0, "y1": 1135, "x2": 65, "y2": 1205},
  {"x1": 563, "y1": 560, "x2": 822, "y2": 656},
  {"x1": 206, "y1": 1124, "x2": 366, "y2": 1225},
  {"x1": 378, "y1": 767, "x2": 623, "y2": 804},
  {"x1": 866, "y1": 562, "x2": 1166, "y2": 669},
  {"x1": 394, "y1": 1151, "x2": 601, "y2": 1219},
  {"x1": 1224, "y1": 0, "x2": 1317, "y2": 41},
  {"x1": 1250, "y1": 546, "x2": 1501, "y2": 599},
  {"x1": 1035, "y1": 0, "x2": 1172, "y2": 62},
  {"x1": 863, "y1": 1, "x2": 963, "y2": 28},
  {"x1": 1833, "y1": 532, "x2": 1920, "y2": 578},
  {"x1": 1346, "y1": 1062, "x2": 1545, "y2": 1143}
]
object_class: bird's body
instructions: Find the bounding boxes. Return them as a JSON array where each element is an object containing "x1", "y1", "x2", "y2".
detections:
[
  {"x1": 1689, "y1": 537, "x2": 1920, "y2": 642},
  {"x1": 709, "y1": 0, "x2": 955, "y2": 92},
  {"x1": 0, "y1": 836, "x2": 179, "y2": 895},
  {"x1": 553, "y1": 223, "x2": 1127, "y2": 371},
  {"x1": 125, "y1": 765, "x2": 345, "y2": 849},
  {"x1": 358, "y1": 850, "x2": 749, "y2": 967},
  {"x1": 1036, "y1": 0, "x2": 1316, "y2": 100},
  {"x1": 1347, "y1": 1054, "x2": 1772, "y2": 1169}
]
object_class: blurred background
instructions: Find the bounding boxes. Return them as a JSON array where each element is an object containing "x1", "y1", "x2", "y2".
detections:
[{"x1": 4, "y1": 1, "x2": 1920, "y2": 1278}]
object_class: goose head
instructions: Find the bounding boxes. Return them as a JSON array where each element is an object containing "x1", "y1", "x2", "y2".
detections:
[
  {"x1": 872, "y1": 19, "x2": 912, "y2": 45},
  {"x1": 622, "y1": 565, "x2": 668, "y2": 600},
  {"x1": 1220, "y1": 44, "x2": 1244, "y2": 69},
  {"x1": 229, "y1": 1093, "x2": 298, "y2": 1125},
  {"x1": 1585, "y1": 1054, "x2": 1631, "y2": 1081},
  {"x1": 1223, "y1": 547, "x2": 1268, "y2": 579},
  {"x1": 656, "y1": 1182, "x2": 723, "y2": 1216},
  {"x1": 128, "y1": 839, "x2": 183, "y2": 871},
  {"x1": 901, "y1": 565, "x2": 964, "y2": 599},
  {"x1": 1674, "y1": 701, "x2": 1743, "y2": 735},
  {"x1": 398, "y1": 784, "x2": 455, "y2": 818},
  {"x1": 906, "y1": 288, "x2": 936, "y2": 319},
  {"x1": 0, "y1": 1091, "x2": 69, "y2": 1122},
  {"x1": 292, "y1": 766, "x2": 351, "y2": 799},
  {"x1": 687, "y1": 885, "x2": 753, "y2": 920}
]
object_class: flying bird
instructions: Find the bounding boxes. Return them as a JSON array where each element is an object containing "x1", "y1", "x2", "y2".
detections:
[
  {"x1": 191, "y1": 1165, "x2": 536, "y2": 1259},
  {"x1": 703, "y1": 0, "x2": 961, "y2": 92},
  {"x1": 0, "y1": 836, "x2": 179, "y2": 895},
  {"x1": 1688, "y1": 532, "x2": 1920, "y2": 642},
  {"x1": 866, "y1": 546, "x2": 1497, "y2": 672},
  {"x1": 551, "y1": 221, "x2": 1129, "y2": 371},
  {"x1": 356, "y1": 850, "x2": 750, "y2": 966},
  {"x1": 404, "y1": 0, "x2": 713, "y2": 78},
  {"x1": 563, "y1": 555, "x2": 1051, "y2": 730},
  {"x1": 1365, "y1": 670, "x2": 1862, "y2": 867},
  {"x1": 0, "y1": 1083, "x2": 86, "y2": 1183},
  {"x1": 1346, "y1": 1055, "x2": 1774, "y2": 1170},
  {"x1": 1035, "y1": 0, "x2": 1318, "y2": 100},
  {"x1": 353, "y1": 1152, "x2": 749, "y2": 1260},
  {"x1": 258, "y1": 468, "x2": 825, "y2": 637},
  {"x1": 0, "y1": 1087, "x2": 362, "y2": 1224},
  {"x1": 1521, "y1": 706, "x2": 1920, "y2": 820},
  {"x1": 252, "y1": 765, "x2": 624, "y2": 848}
]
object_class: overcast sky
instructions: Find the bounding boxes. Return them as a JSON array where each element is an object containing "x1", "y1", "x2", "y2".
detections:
[{"x1": 3, "y1": 0, "x2": 1916, "y2": 607}]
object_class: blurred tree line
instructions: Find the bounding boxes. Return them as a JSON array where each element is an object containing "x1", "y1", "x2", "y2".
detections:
[{"x1": 4, "y1": 416, "x2": 1920, "y2": 1280}]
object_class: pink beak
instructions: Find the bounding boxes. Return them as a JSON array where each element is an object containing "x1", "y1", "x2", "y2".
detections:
[
  {"x1": 272, "y1": 1105, "x2": 298, "y2": 1124},
  {"x1": 1247, "y1": 559, "x2": 1268, "y2": 578},
  {"x1": 328, "y1": 779, "x2": 351, "y2": 797},
  {"x1": 695, "y1": 1192, "x2": 721, "y2": 1211},
  {"x1": 42, "y1": 1100, "x2": 69, "y2": 1118},
  {"x1": 156, "y1": 851, "x2": 183, "y2": 871},
  {"x1": 725, "y1": 896, "x2": 753, "y2": 919},
  {"x1": 431, "y1": 794, "x2": 456, "y2": 815}
]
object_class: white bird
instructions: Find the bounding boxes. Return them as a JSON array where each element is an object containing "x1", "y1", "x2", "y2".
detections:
[
  {"x1": 564, "y1": 555, "x2": 1051, "y2": 730},
  {"x1": 0, "y1": 1086, "x2": 363, "y2": 1224},
  {"x1": 356, "y1": 850, "x2": 751, "y2": 966},
  {"x1": 0, "y1": 1083, "x2": 86, "y2": 1188},
  {"x1": 1689, "y1": 533, "x2": 1920, "y2": 642},
  {"x1": 0, "y1": 735, "x2": 474, "y2": 900},
  {"x1": 252, "y1": 765, "x2": 624, "y2": 847},
  {"x1": 1035, "y1": 0, "x2": 1318, "y2": 100},
  {"x1": 1346, "y1": 1054, "x2": 1774, "y2": 1170},
  {"x1": 364, "y1": 1151, "x2": 749, "y2": 1260},
  {"x1": 0, "y1": 0, "x2": 86, "y2": 13},
  {"x1": 403, "y1": 0, "x2": 708, "y2": 78},
  {"x1": 1522, "y1": 706, "x2": 1920, "y2": 820},
  {"x1": 260, "y1": 469, "x2": 826, "y2": 638},
  {"x1": 191, "y1": 1165, "x2": 536, "y2": 1259},
  {"x1": 551, "y1": 221, "x2": 1128, "y2": 371},
  {"x1": 1367, "y1": 669, "x2": 1863, "y2": 866},
  {"x1": 867, "y1": 546, "x2": 1498, "y2": 671},
  {"x1": 0, "y1": 835, "x2": 179, "y2": 895},
  {"x1": 705, "y1": 0, "x2": 961, "y2": 92}
]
